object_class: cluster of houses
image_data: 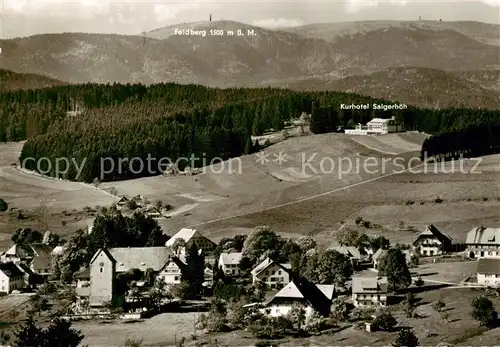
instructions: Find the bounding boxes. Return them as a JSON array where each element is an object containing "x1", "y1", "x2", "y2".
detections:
[
  {"x1": 1, "y1": 222, "x2": 500, "y2": 322},
  {"x1": 114, "y1": 196, "x2": 171, "y2": 220},
  {"x1": 0, "y1": 242, "x2": 58, "y2": 293}
]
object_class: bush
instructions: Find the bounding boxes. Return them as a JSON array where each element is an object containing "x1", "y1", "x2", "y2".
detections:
[
  {"x1": 434, "y1": 196, "x2": 443, "y2": 203},
  {"x1": 414, "y1": 277, "x2": 424, "y2": 287},
  {"x1": 248, "y1": 316, "x2": 292, "y2": 339},
  {"x1": 471, "y1": 295, "x2": 498, "y2": 327},
  {"x1": 405, "y1": 200, "x2": 415, "y2": 205},
  {"x1": 372, "y1": 312, "x2": 397, "y2": 332},
  {"x1": 362, "y1": 220, "x2": 371, "y2": 228},
  {"x1": 355, "y1": 216, "x2": 363, "y2": 225},
  {"x1": 393, "y1": 328, "x2": 419, "y2": 347},
  {"x1": 0, "y1": 198, "x2": 7, "y2": 212}
]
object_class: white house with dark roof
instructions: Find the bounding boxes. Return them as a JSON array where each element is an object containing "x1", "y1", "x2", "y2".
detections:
[
  {"x1": 352, "y1": 276, "x2": 388, "y2": 307},
  {"x1": 466, "y1": 227, "x2": 500, "y2": 259},
  {"x1": 0, "y1": 262, "x2": 25, "y2": 293},
  {"x1": 258, "y1": 279, "x2": 335, "y2": 318},
  {"x1": 157, "y1": 257, "x2": 186, "y2": 286},
  {"x1": 477, "y1": 258, "x2": 500, "y2": 286},
  {"x1": 218, "y1": 252, "x2": 243, "y2": 276},
  {"x1": 251, "y1": 257, "x2": 291, "y2": 289},
  {"x1": 345, "y1": 117, "x2": 400, "y2": 135},
  {"x1": 412, "y1": 224, "x2": 452, "y2": 256},
  {"x1": 165, "y1": 228, "x2": 216, "y2": 256}
]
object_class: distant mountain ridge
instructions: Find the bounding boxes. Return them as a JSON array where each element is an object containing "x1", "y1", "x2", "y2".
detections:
[
  {"x1": 0, "y1": 20, "x2": 499, "y2": 108},
  {"x1": 270, "y1": 67, "x2": 500, "y2": 109}
]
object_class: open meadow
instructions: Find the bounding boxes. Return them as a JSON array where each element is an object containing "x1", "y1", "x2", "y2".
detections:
[{"x1": 1, "y1": 132, "x2": 500, "y2": 249}]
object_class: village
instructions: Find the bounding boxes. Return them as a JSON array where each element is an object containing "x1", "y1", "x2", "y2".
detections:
[{"x1": 1, "y1": 188, "x2": 500, "y2": 346}]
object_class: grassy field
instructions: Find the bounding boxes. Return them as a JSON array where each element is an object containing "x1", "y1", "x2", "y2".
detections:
[
  {"x1": 2, "y1": 132, "x2": 500, "y2": 248},
  {"x1": 74, "y1": 312, "x2": 199, "y2": 347}
]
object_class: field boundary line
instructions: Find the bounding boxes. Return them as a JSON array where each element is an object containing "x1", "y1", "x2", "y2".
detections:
[
  {"x1": 188, "y1": 162, "x2": 424, "y2": 228},
  {"x1": 13, "y1": 166, "x2": 119, "y2": 200}
]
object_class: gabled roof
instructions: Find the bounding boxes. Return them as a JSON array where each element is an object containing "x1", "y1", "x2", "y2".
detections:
[
  {"x1": 165, "y1": 228, "x2": 198, "y2": 247},
  {"x1": 2, "y1": 243, "x2": 53, "y2": 259},
  {"x1": 352, "y1": 276, "x2": 388, "y2": 293},
  {"x1": 466, "y1": 227, "x2": 500, "y2": 245},
  {"x1": 477, "y1": 258, "x2": 500, "y2": 275},
  {"x1": 251, "y1": 257, "x2": 292, "y2": 277},
  {"x1": 0, "y1": 262, "x2": 24, "y2": 278},
  {"x1": 266, "y1": 279, "x2": 335, "y2": 316},
  {"x1": 30, "y1": 255, "x2": 52, "y2": 272},
  {"x1": 110, "y1": 247, "x2": 173, "y2": 272},
  {"x1": 414, "y1": 224, "x2": 452, "y2": 244},
  {"x1": 116, "y1": 196, "x2": 129, "y2": 204},
  {"x1": 327, "y1": 245, "x2": 361, "y2": 260},
  {"x1": 219, "y1": 252, "x2": 243, "y2": 265},
  {"x1": 159, "y1": 256, "x2": 187, "y2": 272},
  {"x1": 90, "y1": 248, "x2": 117, "y2": 265}
]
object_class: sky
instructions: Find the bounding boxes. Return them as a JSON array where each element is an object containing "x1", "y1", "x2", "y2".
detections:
[{"x1": 2, "y1": 0, "x2": 499, "y2": 38}]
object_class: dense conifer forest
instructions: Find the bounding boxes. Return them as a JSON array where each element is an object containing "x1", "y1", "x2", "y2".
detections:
[{"x1": 0, "y1": 82, "x2": 498, "y2": 182}]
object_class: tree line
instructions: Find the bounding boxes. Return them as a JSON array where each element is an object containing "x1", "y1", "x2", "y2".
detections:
[
  {"x1": 421, "y1": 124, "x2": 500, "y2": 161},
  {"x1": 1, "y1": 82, "x2": 499, "y2": 181}
]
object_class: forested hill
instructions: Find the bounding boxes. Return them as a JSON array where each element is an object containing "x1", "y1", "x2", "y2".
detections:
[
  {"x1": 0, "y1": 69, "x2": 66, "y2": 92},
  {"x1": 0, "y1": 82, "x2": 499, "y2": 182}
]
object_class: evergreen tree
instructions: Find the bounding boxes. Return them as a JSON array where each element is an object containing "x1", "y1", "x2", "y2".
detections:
[
  {"x1": 392, "y1": 328, "x2": 419, "y2": 347},
  {"x1": 183, "y1": 244, "x2": 205, "y2": 298},
  {"x1": 0, "y1": 198, "x2": 8, "y2": 212},
  {"x1": 13, "y1": 317, "x2": 44, "y2": 347}
]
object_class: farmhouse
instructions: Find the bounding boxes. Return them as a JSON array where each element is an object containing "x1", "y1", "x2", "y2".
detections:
[
  {"x1": 165, "y1": 228, "x2": 215, "y2": 255},
  {"x1": 88, "y1": 247, "x2": 173, "y2": 307},
  {"x1": 344, "y1": 117, "x2": 400, "y2": 135},
  {"x1": 466, "y1": 226, "x2": 500, "y2": 259},
  {"x1": 412, "y1": 224, "x2": 452, "y2": 256},
  {"x1": 115, "y1": 196, "x2": 130, "y2": 210},
  {"x1": 372, "y1": 249, "x2": 412, "y2": 269},
  {"x1": 218, "y1": 252, "x2": 243, "y2": 276},
  {"x1": 352, "y1": 276, "x2": 388, "y2": 308},
  {"x1": 328, "y1": 244, "x2": 362, "y2": 265},
  {"x1": 259, "y1": 279, "x2": 335, "y2": 318},
  {"x1": 251, "y1": 257, "x2": 292, "y2": 289},
  {"x1": 0, "y1": 262, "x2": 25, "y2": 293},
  {"x1": 136, "y1": 206, "x2": 166, "y2": 219},
  {"x1": 157, "y1": 257, "x2": 186, "y2": 286},
  {"x1": 477, "y1": 258, "x2": 500, "y2": 287}
]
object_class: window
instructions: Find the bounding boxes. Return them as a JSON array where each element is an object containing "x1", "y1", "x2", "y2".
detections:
[
  {"x1": 278, "y1": 270, "x2": 282, "y2": 275},
  {"x1": 100, "y1": 267, "x2": 103, "y2": 273},
  {"x1": 174, "y1": 276, "x2": 179, "y2": 281}
]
